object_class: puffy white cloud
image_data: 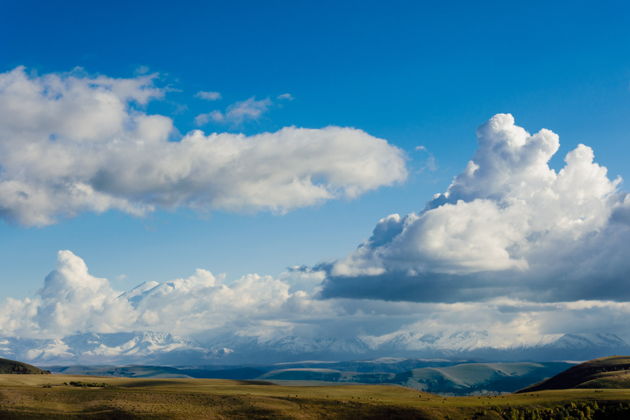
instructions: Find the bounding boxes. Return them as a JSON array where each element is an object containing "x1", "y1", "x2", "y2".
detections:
[
  {"x1": 4, "y1": 251, "x2": 630, "y2": 355},
  {"x1": 323, "y1": 114, "x2": 630, "y2": 302},
  {"x1": 5, "y1": 108, "x2": 630, "y2": 356},
  {"x1": 0, "y1": 67, "x2": 406, "y2": 226},
  {"x1": 0, "y1": 251, "x2": 135, "y2": 337},
  {"x1": 0, "y1": 250, "x2": 337, "y2": 339}
]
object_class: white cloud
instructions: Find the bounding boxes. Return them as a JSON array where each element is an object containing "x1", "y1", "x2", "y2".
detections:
[
  {"x1": 415, "y1": 145, "x2": 437, "y2": 172},
  {"x1": 277, "y1": 93, "x2": 294, "y2": 101},
  {"x1": 0, "y1": 67, "x2": 406, "y2": 226},
  {"x1": 196, "y1": 96, "x2": 272, "y2": 127},
  {"x1": 0, "y1": 251, "x2": 135, "y2": 337},
  {"x1": 195, "y1": 90, "x2": 221, "y2": 101},
  {"x1": 194, "y1": 110, "x2": 223, "y2": 125},
  {"x1": 0, "y1": 250, "x2": 336, "y2": 339},
  {"x1": 4, "y1": 78, "x2": 630, "y2": 357},
  {"x1": 323, "y1": 114, "x2": 630, "y2": 302},
  {"x1": 4, "y1": 251, "x2": 630, "y2": 355}
]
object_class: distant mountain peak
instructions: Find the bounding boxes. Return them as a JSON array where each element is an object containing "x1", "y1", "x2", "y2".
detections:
[
  {"x1": 1, "y1": 330, "x2": 629, "y2": 365},
  {"x1": 547, "y1": 333, "x2": 627, "y2": 349}
]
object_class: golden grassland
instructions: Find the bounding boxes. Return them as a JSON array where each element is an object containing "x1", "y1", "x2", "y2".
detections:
[{"x1": 1, "y1": 374, "x2": 630, "y2": 419}]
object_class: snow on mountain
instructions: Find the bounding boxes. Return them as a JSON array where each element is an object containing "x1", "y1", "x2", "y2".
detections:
[
  {"x1": 374, "y1": 330, "x2": 493, "y2": 353},
  {"x1": 544, "y1": 333, "x2": 627, "y2": 349},
  {"x1": 1, "y1": 331, "x2": 628, "y2": 365},
  {"x1": 364, "y1": 330, "x2": 630, "y2": 360},
  {"x1": 200, "y1": 333, "x2": 372, "y2": 364},
  {"x1": 0, "y1": 332, "x2": 211, "y2": 365},
  {"x1": 120, "y1": 281, "x2": 161, "y2": 306}
]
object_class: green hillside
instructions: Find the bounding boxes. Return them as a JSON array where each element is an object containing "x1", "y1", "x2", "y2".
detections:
[
  {"x1": 519, "y1": 356, "x2": 630, "y2": 392},
  {"x1": 0, "y1": 358, "x2": 50, "y2": 374}
]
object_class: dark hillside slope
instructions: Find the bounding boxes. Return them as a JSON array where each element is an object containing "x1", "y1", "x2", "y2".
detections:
[
  {"x1": 518, "y1": 356, "x2": 630, "y2": 392},
  {"x1": 397, "y1": 362, "x2": 570, "y2": 395},
  {"x1": 0, "y1": 357, "x2": 50, "y2": 374}
]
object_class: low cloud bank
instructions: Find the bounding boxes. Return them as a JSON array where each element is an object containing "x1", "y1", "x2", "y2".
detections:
[{"x1": 3, "y1": 250, "x2": 630, "y2": 354}]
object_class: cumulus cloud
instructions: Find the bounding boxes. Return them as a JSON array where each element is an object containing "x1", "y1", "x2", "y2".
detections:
[
  {"x1": 195, "y1": 96, "x2": 272, "y2": 126},
  {"x1": 195, "y1": 90, "x2": 221, "y2": 101},
  {"x1": 3, "y1": 112, "x2": 630, "y2": 355},
  {"x1": 0, "y1": 251, "x2": 134, "y2": 337},
  {"x1": 322, "y1": 114, "x2": 630, "y2": 302},
  {"x1": 0, "y1": 67, "x2": 406, "y2": 226},
  {"x1": 0, "y1": 250, "x2": 336, "y2": 339},
  {"x1": 4, "y1": 251, "x2": 630, "y2": 353}
]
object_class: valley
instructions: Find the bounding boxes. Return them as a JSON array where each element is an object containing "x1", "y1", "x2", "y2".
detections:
[{"x1": 49, "y1": 360, "x2": 572, "y2": 396}]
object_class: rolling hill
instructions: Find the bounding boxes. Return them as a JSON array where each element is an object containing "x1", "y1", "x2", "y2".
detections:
[
  {"x1": 395, "y1": 362, "x2": 570, "y2": 395},
  {"x1": 0, "y1": 357, "x2": 50, "y2": 374},
  {"x1": 519, "y1": 356, "x2": 630, "y2": 392},
  {"x1": 2, "y1": 374, "x2": 630, "y2": 419},
  {"x1": 49, "y1": 360, "x2": 571, "y2": 395}
]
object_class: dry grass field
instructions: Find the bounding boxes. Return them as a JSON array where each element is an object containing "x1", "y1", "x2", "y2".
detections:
[{"x1": 1, "y1": 374, "x2": 630, "y2": 419}]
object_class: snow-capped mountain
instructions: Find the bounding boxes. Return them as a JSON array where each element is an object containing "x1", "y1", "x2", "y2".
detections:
[
  {"x1": 515, "y1": 333, "x2": 630, "y2": 361},
  {"x1": 0, "y1": 332, "x2": 212, "y2": 365},
  {"x1": 1, "y1": 331, "x2": 628, "y2": 365},
  {"x1": 370, "y1": 331, "x2": 630, "y2": 361},
  {"x1": 373, "y1": 330, "x2": 493, "y2": 353},
  {"x1": 200, "y1": 334, "x2": 372, "y2": 364},
  {"x1": 544, "y1": 333, "x2": 627, "y2": 349}
]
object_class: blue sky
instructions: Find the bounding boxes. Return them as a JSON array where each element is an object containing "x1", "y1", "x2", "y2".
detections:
[
  {"x1": 1, "y1": 0, "x2": 628, "y2": 298},
  {"x1": 1, "y1": 1, "x2": 630, "y2": 358}
]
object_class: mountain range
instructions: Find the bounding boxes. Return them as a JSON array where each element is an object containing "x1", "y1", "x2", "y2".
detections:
[{"x1": 1, "y1": 330, "x2": 628, "y2": 365}]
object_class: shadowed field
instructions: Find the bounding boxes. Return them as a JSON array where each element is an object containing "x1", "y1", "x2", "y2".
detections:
[{"x1": 2, "y1": 374, "x2": 630, "y2": 419}]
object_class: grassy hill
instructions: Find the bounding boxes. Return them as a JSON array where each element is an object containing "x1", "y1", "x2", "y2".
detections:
[
  {"x1": 49, "y1": 361, "x2": 572, "y2": 395},
  {"x1": 519, "y1": 356, "x2": 630, "y2": 392},
  {"x1": 1, "y1": 374, "x2": 630, "y2": 419},
  {"x1": 52, "y1": 364, "x2": 265, "y2": 379},
  {"x1": 0, "y1": 357, "x2": 50, "y2": 374},
  {"x1": 3, "y1": 357, "x2": 630, "y2": 418},
  {"x1": 260, "y1": 362, "x2": 570, "y2": 394},
  {"x1": 395, "y1": 362, "x2": 569, "y2": 395}
]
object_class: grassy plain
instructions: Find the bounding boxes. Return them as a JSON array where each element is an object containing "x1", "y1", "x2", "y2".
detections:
[{"x1": 1, "y1": 374, "x2": 630, "y2": 419}]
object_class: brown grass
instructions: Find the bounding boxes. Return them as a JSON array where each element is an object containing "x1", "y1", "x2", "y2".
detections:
[{"x1": 1, "y1": 374, "x2": 630, "y2": 419}]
